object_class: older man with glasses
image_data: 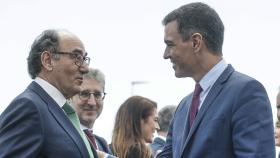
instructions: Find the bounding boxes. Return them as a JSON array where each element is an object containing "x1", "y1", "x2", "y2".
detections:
[
  {"x1": 0, "y1": 29, "x2": 98, "y2": 158},
  {"x1": 70, "y1": 68, "x2": 111, "y2": 153}
]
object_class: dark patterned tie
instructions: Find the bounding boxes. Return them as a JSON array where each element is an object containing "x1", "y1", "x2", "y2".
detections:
[
  {"x1": 84, "y1": 129, "x2": 98, "y2": 149},
  {"x1": 189, "y1": 83, "x2": 202, "y2": 128}
]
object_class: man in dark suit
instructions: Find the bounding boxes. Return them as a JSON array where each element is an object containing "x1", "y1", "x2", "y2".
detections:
[
  {"x1": 150, "y1": 105, "x2": 176, "y2": 157},
  {"x1": 71, "y1": 68, "x2": 111, "y2": 153},
  {"x1": 0, "y1": 29, "x2": 98, "y2": 158},
  {"x1": 157, "y1": 2, "x2": 275, "y2": 158}
]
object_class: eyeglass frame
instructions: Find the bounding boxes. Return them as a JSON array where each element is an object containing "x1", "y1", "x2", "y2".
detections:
[
  {"x1": 52, "y1": 51, "x2": 90, "y2": 67},
  {"x1": 78, "y1": 90, "x2": 106, "y2": 101}
]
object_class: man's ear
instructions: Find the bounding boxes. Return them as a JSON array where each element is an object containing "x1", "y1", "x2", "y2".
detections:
[
  {"x1": 41, "y1": 51, "x2": 53, "y2": 71},
  {"x1": 191, "y1": 33, "x2": 203, "y2": 52}
]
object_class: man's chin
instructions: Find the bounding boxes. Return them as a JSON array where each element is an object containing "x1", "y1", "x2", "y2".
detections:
[
  {"x1": 175, "y1": 72, "x2": 184, "y2": 78},
  {"x1": 84, "y1": 114, "x2": 97, "y2": 121}
]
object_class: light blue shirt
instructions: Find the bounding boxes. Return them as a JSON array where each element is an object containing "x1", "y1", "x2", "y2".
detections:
[{"x1": 198, "y1": 59, "x2": 228, "y2": 110}]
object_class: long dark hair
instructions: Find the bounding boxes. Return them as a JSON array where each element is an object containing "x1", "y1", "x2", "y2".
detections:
[{"x1": 111, "y1": 95, "x2": 157, "y2": 158}]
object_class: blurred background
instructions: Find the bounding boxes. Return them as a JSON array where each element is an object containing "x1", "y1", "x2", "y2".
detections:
[{"x1": 1, "y1": 0, "x2": 280, "y2": 143}]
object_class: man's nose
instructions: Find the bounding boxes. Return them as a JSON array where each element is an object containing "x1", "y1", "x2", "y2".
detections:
[
  {"x1": 79, "y1": 64, "x2": 89, "y2": 74},
  {"x1": 86, "y1": 94, "x2": 97, "y2": 105},
  {"x1": 155, "y1": 122, "x2": 160, "y2": 130}
]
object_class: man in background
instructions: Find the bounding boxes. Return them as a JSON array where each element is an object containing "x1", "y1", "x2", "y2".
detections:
[
  {"x1": 150, "y1": 105, "x2": 176, "y2": 157},
  {"x1": 71, "y1": 68, "x2": 111, "y2": 153},
  {"x1": 0, "y1": 29, "x2": 97, "y2": 158}
]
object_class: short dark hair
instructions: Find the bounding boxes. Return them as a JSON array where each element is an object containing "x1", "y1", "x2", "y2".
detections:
[
  {"x1": 162, "y1": 2, "x2": 224, "y2": 54},
  {"x1": 158, "y1": 105, "x2": 176, "y2": 132},
  {"x1": 27, "y1": 29, "x2": 59, "y2": 79}
]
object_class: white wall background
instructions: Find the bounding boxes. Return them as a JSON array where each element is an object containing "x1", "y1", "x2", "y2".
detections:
[{"x1": 1, "y1": 0, "x2": 280, "y2": 146}]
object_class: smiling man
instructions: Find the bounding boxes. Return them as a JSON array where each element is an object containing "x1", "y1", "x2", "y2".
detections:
[
  {"x1": 71, "y1": 68, "x2": 111, "y2": 153},
  {"x1": 157, "y1": 2, "x2": 275, "y2": 158}
]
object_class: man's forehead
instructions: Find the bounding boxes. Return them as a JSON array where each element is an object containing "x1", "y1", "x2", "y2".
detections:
[
  {"x1": 164, "y1": 20, "x2": 178, "y2": 33},
  {"x1": 81, "y1": 78, "x2": 102, "y2": 88},
  {"x1": 58, "y1": 34, "x2": 85, "y2": 53}
]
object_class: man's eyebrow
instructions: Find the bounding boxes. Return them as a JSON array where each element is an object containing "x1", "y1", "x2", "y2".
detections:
[
  {"x1": 72, "y1": 49, "x2": 88, "y2": 56},
  {"x1": 164, "y1": 39, "x2": 173, "y2": 44},
  {"x1": 71, "y1": 49, "x2": 83, "y2": 54}
]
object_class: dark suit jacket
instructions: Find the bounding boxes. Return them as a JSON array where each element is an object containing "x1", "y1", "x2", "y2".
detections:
[
  {"x1": 94, "y1": 134, "x2": 112, "y2": 154},
  {"x1": 157, "y1": 65, "x2": 275, "y2": 158},
  {"x1": 150, "y1": 137, "x2": 165, "y2": 157},
  {"x1": 0, "y1": 81, "x2": 98, "y2": 158}
]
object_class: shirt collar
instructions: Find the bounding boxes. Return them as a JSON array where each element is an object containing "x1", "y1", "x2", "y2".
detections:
[
  {"x1": 199, "y1": 59, "x2": 228, "y2": 93},
  {"x1": 34, "y1": 77, "x2": 66, "y2": 108},
  {"x1": 80, "y1": 124, "x2": 92, "y2": 131}
]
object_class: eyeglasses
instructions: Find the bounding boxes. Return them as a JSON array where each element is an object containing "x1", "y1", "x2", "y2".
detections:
[
  {"x1": 53, "y1": 52, "x2": 90, "y2": 67},
  {"x1": 79, "y1": 90, "x2": 106, "y2": 101}
]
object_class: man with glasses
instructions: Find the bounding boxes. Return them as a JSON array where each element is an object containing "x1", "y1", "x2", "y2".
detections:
[
  {"x1": 71, "y1": 68, "x2": 111, "y2": 154},
  {"x1": 0, "y1": 29, "x2": 97, "y2": 158}
]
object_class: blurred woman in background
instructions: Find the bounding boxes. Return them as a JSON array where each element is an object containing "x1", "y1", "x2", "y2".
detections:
[{"x1": 110, "y1": 95, "x2": 159, "y2": 158}]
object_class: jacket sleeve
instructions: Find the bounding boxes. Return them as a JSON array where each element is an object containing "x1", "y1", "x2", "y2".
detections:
[
  {"x1": 156, "y1": 118, "x2": 174, "y2": 158},
  {"x1": 0, "y1": 98, "x2": 43, "y2": 158},
  {"x1": 232, "y1": 80, "x2": 275, "y2": 157}
]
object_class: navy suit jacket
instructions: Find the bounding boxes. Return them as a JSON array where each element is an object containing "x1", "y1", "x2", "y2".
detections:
[
  {"x1": 157, "y1": 65, "x2": 275, "y2": 158},
  {"x1": 150, "y1": 137, "x2": 165, "y2": 157},
  {"x1": 0, "y1": 81, "x2": 98, "y2": 158},
  {"x1": 94, "y1": 134, "x2": 112, "y2": 154}
]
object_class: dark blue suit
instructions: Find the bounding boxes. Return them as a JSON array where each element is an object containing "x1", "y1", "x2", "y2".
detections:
[
  {"x1": 95, "y1": 134, "x2": 112, "y2": 154},
  {"x1": 150, "y1": 137, "x2": 165, "y2": 157},
  {"x1": 0, "y1": 82, "x2": 98, "y2": 158},
  {"x1": 157, "y1": 65, "x2": 275, "y2": 158}
]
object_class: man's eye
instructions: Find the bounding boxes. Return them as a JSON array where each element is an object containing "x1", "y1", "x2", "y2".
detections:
[
  {"x1": 94, "y1": 93, "x2": 102, "y2": 98},
  {"x1": 80, "y1": 91, "x2": 90, "y2": 96},
  {"x1": 76, "y1": 55, "x2": 83, "y2": 61},
  {"x1": 70, "y1": 53, "x2": 81, "y2": 60},
  {"x1": 166, "y1": 42, "x2": 174, "y2": 47}
]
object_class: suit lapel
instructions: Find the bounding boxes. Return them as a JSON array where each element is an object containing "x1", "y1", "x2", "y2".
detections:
[
  {"x1": 180, "y1": 97, "x2": 192, "y2": 146},
  {"x1": 28, "y1": 82, "x2": 90, "y2": 158},
  {"x1": 94, "y1": 135, "x2": 109, "y2": 153},
  {"x1": 180, "y1": 65, "x2": 234, "y2": 157}
]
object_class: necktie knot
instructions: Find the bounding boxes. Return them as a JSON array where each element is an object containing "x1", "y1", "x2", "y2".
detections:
[
  {"x1": 84, "y1": 129, "x2": 98, "y2": 149},
  {"x1": 193, "y1": 83, "x2": 202, "y2": 97},
  {"x1": 84, "y1": 129, "x2": 94, "y2": 136}
]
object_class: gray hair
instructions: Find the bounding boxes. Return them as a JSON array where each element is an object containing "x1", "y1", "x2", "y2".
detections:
[
  {"x1": 84, "y1": 68, "x2": 105, "y2": 91},
  {"x1": 158, "y1": 105, "x2": 176, "y2": 132}
]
